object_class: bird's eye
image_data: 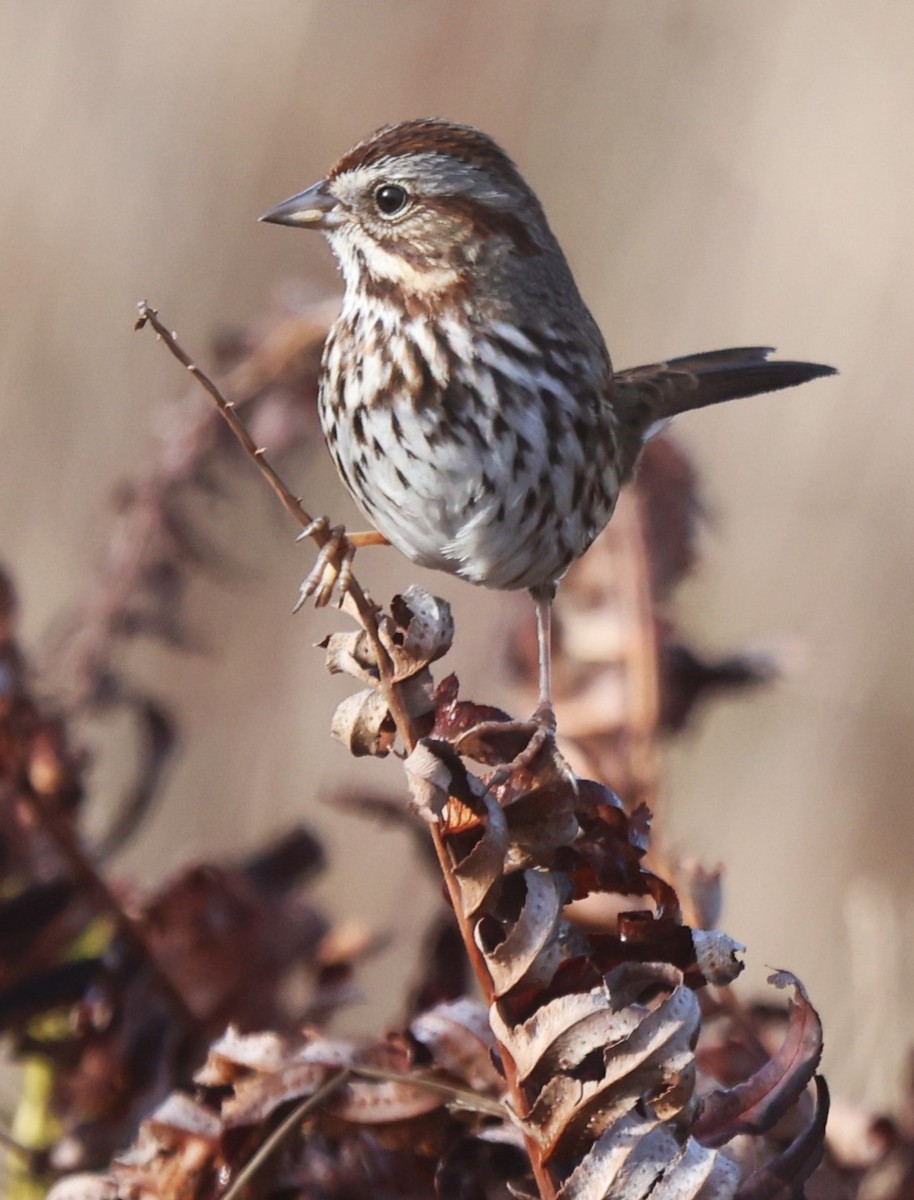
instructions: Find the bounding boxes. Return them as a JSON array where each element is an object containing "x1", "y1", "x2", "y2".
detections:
[{"x1": 374, "y1": 183, "x2": 409, "y2": 216}]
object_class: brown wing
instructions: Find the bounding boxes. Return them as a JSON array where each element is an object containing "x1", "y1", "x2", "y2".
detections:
[{"x1": 612, "y1": 347, "x2": 836, "y2": 480}]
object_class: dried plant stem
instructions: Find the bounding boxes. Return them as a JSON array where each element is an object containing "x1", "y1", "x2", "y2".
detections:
[
  {"x1": 59, "y1": 304, "x2": 331, "y2": 708},
  {"x1": 136, "y1": 302, "x2": 557, "y2": 1199},
  {"x1": 348, "y1": 1066, "x2": 507, "y2": 1118},
  {"x1": 136, "y1": 304, "x2": 322, "y2": 546},
  {"x1": 220, "y1": 1067, "x2": 353, "y2": 1200},
  {"x1": 428, "y1": 828, "x2": 557, "y2": 1200},
  {"x1": 134, "y1": 302, "x2": 418, "y2": 745}
]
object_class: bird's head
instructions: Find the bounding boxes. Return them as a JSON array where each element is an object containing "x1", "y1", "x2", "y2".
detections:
[{"x1": 260, "y1": 119, "x2": 569, "y2": 309}]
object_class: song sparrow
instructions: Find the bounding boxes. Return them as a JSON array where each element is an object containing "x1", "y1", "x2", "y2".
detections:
[{"x1": 261, "y1": 119, "x2": 834, "y2": 728}]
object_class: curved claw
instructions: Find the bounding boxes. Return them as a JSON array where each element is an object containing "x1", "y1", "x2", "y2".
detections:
[
  {"x1": 295, "y1": 520, "x2": 353, "y2": 611},
  {"x1": 294, "y1": 522, "x2": 389, "y2": 611},
  {"x1": 454, "y1": 703, "x2": 577, "y2": 794},
  {"x1": 297, "y1": 515, "x2": 331, "y2": 543}
]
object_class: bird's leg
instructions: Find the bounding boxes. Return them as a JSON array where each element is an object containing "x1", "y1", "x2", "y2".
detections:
[
  {"x1": 295, "y1": 517, "x2": 389, "y2": 609},
  {"x1": 454, "y1": 584, "x2": 573, "y2": 784},
  {"x1": 532, "y1": 588, "x2": 556, "y2": 731}
]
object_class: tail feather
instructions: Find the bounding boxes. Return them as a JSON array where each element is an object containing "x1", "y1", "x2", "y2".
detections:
[{"x1": 613, "y1": 347, "x2": 836, "y2": 478}]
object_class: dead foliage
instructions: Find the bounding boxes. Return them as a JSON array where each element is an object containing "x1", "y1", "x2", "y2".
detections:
[{"x1": 0, "y1": 302, "x2": 896, "y2": 1200}]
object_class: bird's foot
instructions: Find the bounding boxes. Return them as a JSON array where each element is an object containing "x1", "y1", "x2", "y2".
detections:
[
  {"x1": 294, "y1": 517, "x2": 388, "y2": 609},
  {"x1": 454, "y1": 701, "x2": 577, "y2": 793}
]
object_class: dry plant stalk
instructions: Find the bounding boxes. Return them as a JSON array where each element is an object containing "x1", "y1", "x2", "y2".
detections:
[
  {"x1": 20, "y1": 298, "x2": 912, "y2": 1200},
  {"x1": 41, "y1": 305, "x2": 827, "y2": 1200}
]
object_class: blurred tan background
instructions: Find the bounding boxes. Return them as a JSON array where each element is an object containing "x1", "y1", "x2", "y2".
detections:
[{"x1": 1, "y1": 1, "x2": 911, "y2": 1110}]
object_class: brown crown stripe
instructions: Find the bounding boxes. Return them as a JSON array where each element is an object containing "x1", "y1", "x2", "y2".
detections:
[{"x1": 329, "y1": 118, "x2": 528, "y2": 193}]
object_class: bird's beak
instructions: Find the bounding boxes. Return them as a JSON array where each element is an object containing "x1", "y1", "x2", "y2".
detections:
[{"x1": 258, "y1": 179, "x2": 342, "y2": 229}]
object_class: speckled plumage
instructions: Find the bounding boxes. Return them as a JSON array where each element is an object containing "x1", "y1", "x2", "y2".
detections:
[
  {"x1": 312, "y1": 120, "x2": 618, "y2": 598},
  {"x1": 320, "y1": 299, "x2": 617, "y2": 592},
  {"x1": 261, "y1": 118, "x2": 835, "y2": 711}
]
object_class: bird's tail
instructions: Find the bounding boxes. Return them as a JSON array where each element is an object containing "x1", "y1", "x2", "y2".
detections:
[{"x1": 613, "y1": 346, "x2": 836, "y2": 478}]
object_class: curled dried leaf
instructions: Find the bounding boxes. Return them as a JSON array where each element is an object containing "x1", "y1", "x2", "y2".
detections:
[
  {"x1": 556, "y1": 1111, "x2": 739, "y2": 1200},
  {"x1": 691, "y1": 930, "x2": 746, "y2": 987},
  {"x1": 522, "y1": 971, "x2": 703, "y2": 1158},
  {"x1": 388, "y1": 586, "x2": 454, "y2": 674},
  {"x1": 333, "y1": 1076, "x2": 444, "y2": 1124},
  {"x1": 501, "y1": 783, "x2": 581, "y2": 868},
  {"x1": 735, "y1": 1076, "x2": 829, "y2": 1200},
  {"x1": 490, "y1": 984, "x2": 645, "y2": 1086},
  {"x1": 330, "y1": 687, "x2": 396, "y2": 757},
  {"x1": 694, "y1": 973, "x2": 822, "y2": 1149},
  {"x1": 452, "y1": 793, "x2": 509, "y2": 917},
  {"x1": 146, "y1": 1093, "x2": 222, "y2": 1140},
  {"x1": 321, "y1": 628, "x2": 380, "y2": 684},
  {"x1": 481, "y1": 870, "x2": 578, "y2": 999},
  {"x1": 411, "y1": 998, "x2": 505, "y2": 1095},
  {"x1": 405, "y1": 739, "x2": 469, "y2": 824},
  {"x1": 194, "y1": 1026, "x2": 289, "y2": 1085},
  {"x1": 223, "y1": 1060, "x2": 331, "y2": 1127}
]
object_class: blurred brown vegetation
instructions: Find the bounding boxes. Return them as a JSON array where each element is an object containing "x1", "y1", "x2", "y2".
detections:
[
  {"x1": 0, "y1": 371, "x2": 832, "y2": 1197},
  {"x1": 0, "y1": 0, "x2": 911, "y2": 1126}
]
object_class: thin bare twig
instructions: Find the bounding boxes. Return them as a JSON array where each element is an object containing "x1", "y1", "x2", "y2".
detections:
[
  {"x1": 220, "y1": 1067, "x2": 353, "y2": 1200},
  {"x1": 135, "y1": 303, "x2": 323, "y2": 546},
  {"x1": 58, "y1": 303, "x2": 331, "y2": 708},
  {"x1": 134, "y1": 302, "x2": 418, "y2": 746},
  {"x1": 348, "y1": 1065, "x2": 508, "y2": 1118},
  {"x1": 135, "y1": 301, "x2": 558, "y2": 1199}
]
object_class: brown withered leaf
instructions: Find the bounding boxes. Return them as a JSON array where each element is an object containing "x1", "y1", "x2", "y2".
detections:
[
  {"x1": 200, "y1": 1028, "x2": 448, "y2": 1130},
  {"x1": 501, "y1": 783, "x2": 581, "y2": 868},
  {"x1": 324, "y1": 588, "x2": 453, "y2": 686},
  {"x1": 405, "y1": 738, "x2": 472, "y2": 825},
  {"x1": 333, "y1": 1076, "x2": 444, "y2": 1125},
  {"x1": 321, "y1": 627, "x2": 381, "y2": 684},
  {"x1": 388, "y1": 586, "x2": 455, "y2": 674},
  {"x1": 514, "y1": 967, "x2": 704, "y2": 1160},
  {"x1": 556, "y1": 1111, "x2": 739, "y2": 1200},
  {"x1": 736, "y1": 1076, "x2": 830, "y2": 1200},
  {"x1": 142, "y1": 856, "x2": 328, "y2": 1030},
  {"x1": 451, "y1": 791, "x2": 510, "y2": 918},
  {"x1": 324, "y1": 588, "x2": 454, "y2": 755},
  {"x1": 98, "y1": 1093, "x2": 225, "y2": 1200},
  {"x1": 690, "y1": 930, "x2": 746, "y2": 988},
  {"x1": 195, "y1": 1026, "x2": 290, "y2": 1085},
  {"x1": 223, "y1": 1058, "x2": 338, "y2": 1126},
  {"x1": 481, "y1": 870, "x2": 580, "y2": 999},
  {"x1": 582, "y1": 912, "x2": 698, "y2": 981},
  {"x1": 694, "y1": 973, "x2": 823, "y2": 1149},
  {"x1": 431, "y1": 675, "x2": 532, "y2": 765},
  {"x1": 411, "y1": 998, "x2": 505, "y2": 1095},
  {"x1": 330, "y1": 686, "x2": 397, "y2": 757},
  {"x1": 488, "y1": 980, "x2": 655, "y2": 1086}
]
